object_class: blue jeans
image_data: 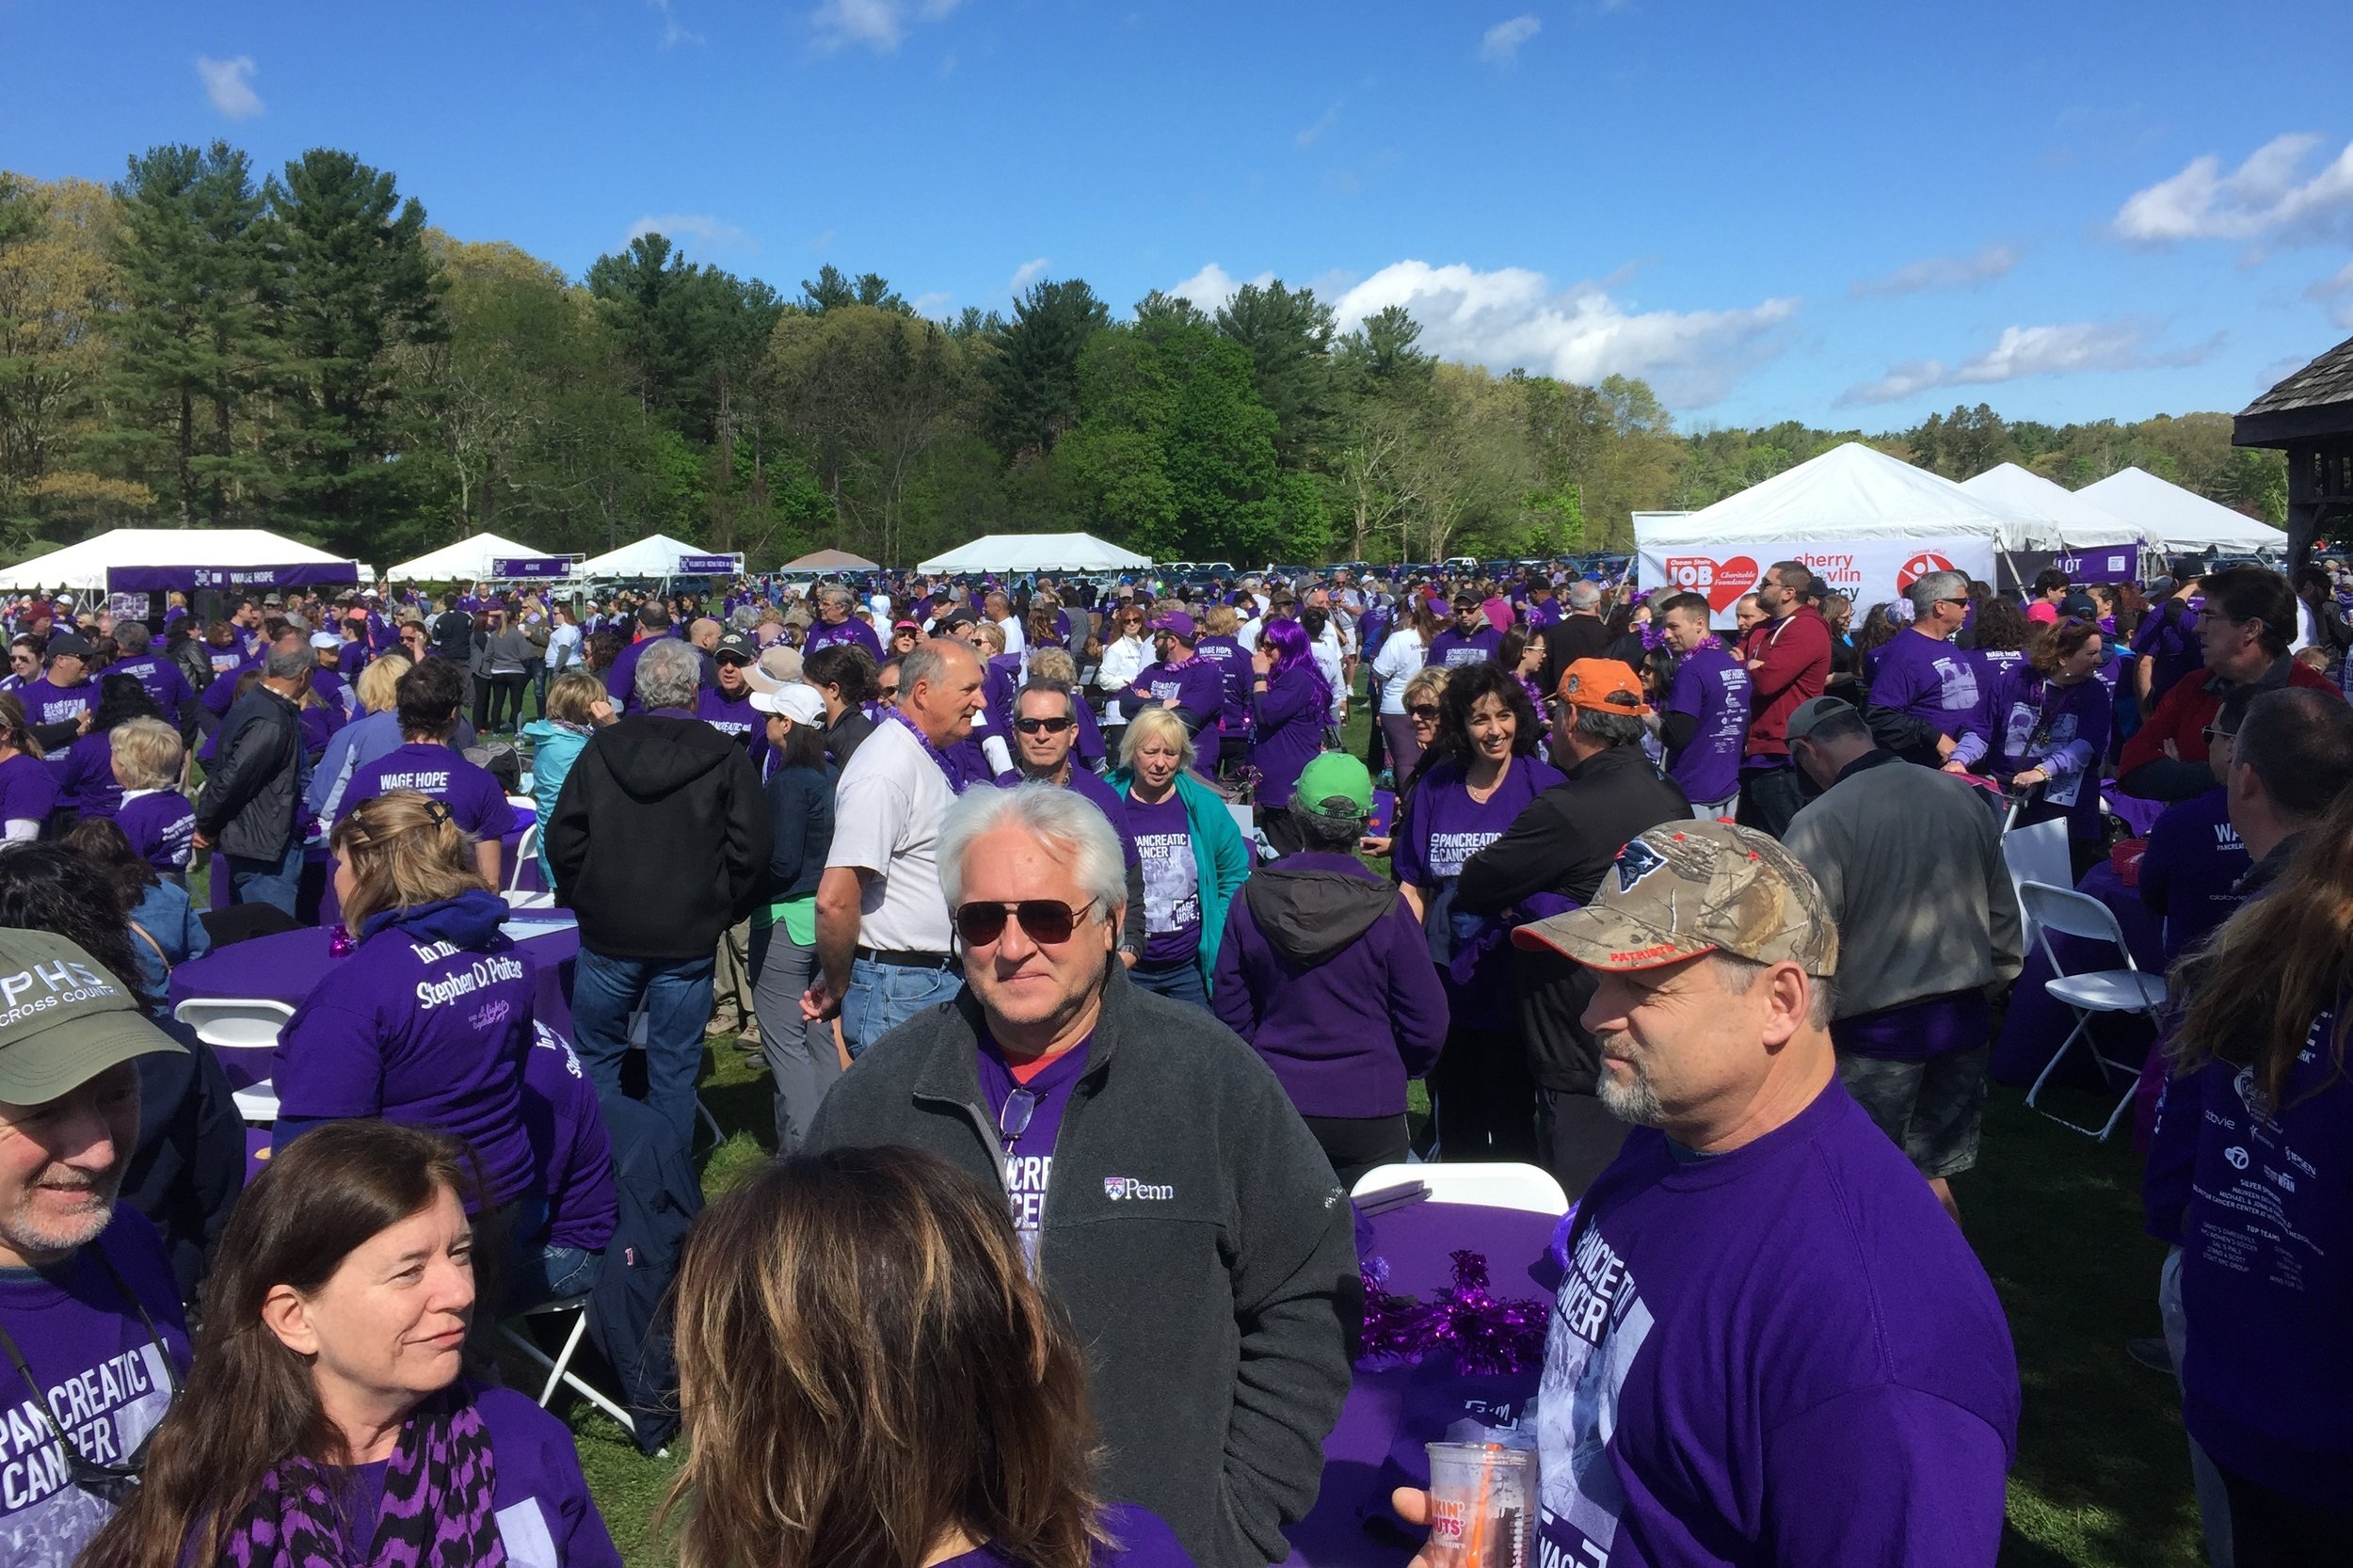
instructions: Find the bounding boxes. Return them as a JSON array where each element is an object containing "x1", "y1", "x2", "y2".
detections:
[
  {"x1": 840, "y1": 956, "x2": 962, "y2": 1061},
  {"x1": 507, "y1": 1244, "x2": 605, "y2": 1311},
  {"x1": 570, "y1": 947, "x2": 716, "y2": 1148},
  {"x1": 225, "y1": 840, "x2": 304, "y2": 920},
  {"x1": 1129, "y1": 957, "x2": 1208, "y2": 1009}
]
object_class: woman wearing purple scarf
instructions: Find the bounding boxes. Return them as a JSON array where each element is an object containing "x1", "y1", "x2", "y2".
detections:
[{"x1": 82, "y1": 1121, "x2": 618, "y2": 1568}]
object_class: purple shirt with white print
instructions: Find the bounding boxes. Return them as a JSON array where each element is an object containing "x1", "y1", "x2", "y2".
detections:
[
  {"x1": 117, "y1": 788, "x2": 198, "y2": 873},
  {"x1": 1866, "y1": 629, "x2": 1980, "y2": 739},
  {"x1": 336, "y1": 741, "x2": 520, "y2": 840},
  {"x1": 976, "y1": 1034, "x2": 1094, "y2": 1269},
  {"x1": 1662, "y1": 646, "x2": 1749, "y2": 807}
]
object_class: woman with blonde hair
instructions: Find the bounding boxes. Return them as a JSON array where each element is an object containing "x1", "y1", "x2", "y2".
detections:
[
  {"x1": 523, "y1": 668, "x2": 616, "y2": 888},
  {"x1": 272, "y1": 793, "x2": 539, "y2": 1235},
  {"x1": 1107, "y1": 707, "x2": 1250, "y2": 1006},
  {"x1": 82, "y1": 1121, "x2": 618, "y2": 1568},
  {"x1": 664, "y1": 1145, "x2": 1189, "y2": 1568}
]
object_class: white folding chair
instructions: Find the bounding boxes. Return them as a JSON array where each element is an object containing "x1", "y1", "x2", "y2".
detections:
[
  {"x1": 498, "y1": 1295, "x2": 634, "y2": 1436},
  {"x1": 2001, "y1": 817, "x2": 2071, "y2": 946},
  {"x1": 1350, "y1": 1161, "x2": 1570, "y2": 1217},
  {"x1": 2019, "y1": 882, "x2": 2168, "y2": 1141},
  {"x1": 502, "y1": 822, "x2": 558, "y2": 910},
  {"x1": 173, "y1": 999, "x2": 296, "y2": 1128},
  {"x1": 627, "y1": 1004, "x2": 726, "y2": 1147}
]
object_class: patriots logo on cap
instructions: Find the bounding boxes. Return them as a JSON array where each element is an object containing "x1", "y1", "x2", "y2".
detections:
[{"x1": 1614, "y1": 839, "x2": 1669, "y2": 893}]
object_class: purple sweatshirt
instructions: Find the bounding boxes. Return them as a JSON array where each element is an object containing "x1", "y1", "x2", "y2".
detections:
[
  {"x1": 0, "y1": 1208, "x2": 191, "y2": 1560},
  {"x1": 1661, "y1": 646, "x2": 1749, "y2": 807},
  {"x1": 1866, "y1": 629, "x2": 1981, "y2": 739},
  {"x1": 1247, "y1": 662, "x2": 1325, "y2": 808},
  {"x1": 2137, "y1": 788, "x2": 2249, "y2": 966},
  {"x1": 1955, "y1": 666, "x2": 2112, "y2": 840},
  {"x1": 1128, "y1": 656, "x2": 1225, "y2": 737},
  {"x1": 272, "y1": 891, "x2": 538, "y2": 1207},
  {"x1": 2170, "y1": 1011, "x2": 2353, "y2": 1509},
  {"x1": 1425, "y1": 625, "x2": 1501, "y2": 668},
  {"x1": 1209, "y1": 853, "x2": 1447, "y2": 1118},
  {"x1": 1540, "y1": 1079, "x2": 2018, "y2": 1567},
  {"x1": 521, "y1": 1024, "x2": 618, "y2": 1253},
  {"x1": 117, "y1": 788, "x2": 197, "y2": 873},
  {"x1": 1193, "y1": 635, "x2": 1252, "y2": 738}
]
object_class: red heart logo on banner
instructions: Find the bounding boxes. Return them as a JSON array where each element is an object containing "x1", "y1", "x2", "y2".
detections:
[{"x1": 1705, "y1": 556, "x2": 1758, "y2": 614}]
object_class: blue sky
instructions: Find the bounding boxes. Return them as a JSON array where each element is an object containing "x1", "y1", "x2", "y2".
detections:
[{"x1": 8, "y1": 0, "x2": 2352, "y2": 428}]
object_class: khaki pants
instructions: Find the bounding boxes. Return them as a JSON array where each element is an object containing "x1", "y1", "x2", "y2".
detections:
[{"x1": 712, "y1": 917, "x2": 755, "y2": 1026}]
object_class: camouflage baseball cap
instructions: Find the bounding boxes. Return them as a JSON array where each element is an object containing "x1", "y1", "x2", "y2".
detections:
[{"x1": 1511, "y1": 819, "x2": 1838, "y2": 974}]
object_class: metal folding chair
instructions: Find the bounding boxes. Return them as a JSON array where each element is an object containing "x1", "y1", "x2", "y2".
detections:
[
  {"x1": 502, "y1": 822, "x2": 559, "y2": 910},
  {"x1": 1349, "y1": 1161, "x2": 1570, "y2": 1217},
  {"x1": 2019, "y1": 882, "x2": 2168, "y2": 1140},
  {"x1": 2001, "y1": 814, "x2": 2070, "y2": 947},
  {"x1": 499, "y1": 1294, "x2": 634, "y2": 1436}
]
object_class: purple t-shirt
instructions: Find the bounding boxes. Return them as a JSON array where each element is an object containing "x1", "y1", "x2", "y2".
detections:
[
  {"x1": 0, "y1": 1208, "x2": 192, "y2": 1561},
  {"x1": 1867, "y1": 630, "x2": 1981, "y2": 738},
  {"x1": 1540, "y1": 1079, "x2": 2017, "y2": 1567},
  {"x1": 1125, "y1": 789, "x2": 1201, "y2": 966},
  {"x1": 977, "y1": 1035, "x2": 1094, "y2": 1268},
  {"x1": 57, "y1": 730, "x2": 125, "y2": 818},
  {"x1": 117, "y1": 788, "x2": 197, "y2": 873},
  {"x1": 16, "y1": 676, "x2": 93, "y2": 728},
  {"x1": 935, "y1": 1503, "x2": 1193, "y2": 1568},
  {"x1": 696, "y1": 686, "x2": 762, "y2": 760},
  {"x1": 521, "y1": 1023, "x2": 618, "y2": 1253},
  {"x1": 2138, "y1": 788, "x2": 2249, "y2": 966},
  {"x1": 1394, "y1": 755, "x2": 1567, "y2": 890},
  {"x1": 1662, "y1": 647, "x2": 1750, "y2": 807},
  {"x1": 0, "y1": 749, "x2": 57, "y2": 830},
  {"x1": 106, "y1": 654, "x2": 194, "y2": 716},
  {"x1": 1425, "y1": 625, "x2": 1501, "y2": 668},
  {"x1": 337, "y1": 741, "x2": 520, "y2": 840},
  {"x1": 272, "y1": 892, "x2": 539, "y2": 1206},
  {"x1": 804, "y1": 616, "x2": 885, "y2": 663},
  {"x1": 1193, "y1": 635, "x2": 1252, "y2": 736},
  {"x1": 2133, "y1": 600, "x2": 2203, "y2": 705},
  {"x1": 1128, "y1": 657, "x2": 1225, "y2": 735}
]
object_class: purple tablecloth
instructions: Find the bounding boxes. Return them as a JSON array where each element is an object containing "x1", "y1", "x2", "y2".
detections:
[
  {"x1": 1991, "y1": 861, "x2": 2164, "y2": 1090},
  {"x1": 1282, "y1": 1199, "x2": 1561, "y2": 1568},
  {"x1": 168, "y1": 919, "x2": 581, "y2": 1090}
]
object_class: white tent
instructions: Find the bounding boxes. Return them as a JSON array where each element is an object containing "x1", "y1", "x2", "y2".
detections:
[
  {"x1": 1636, "y1": 442, "x2": 2058, "y2": 552},
  {"x1": 1956, "y1": 464, "x2": 2141, "y2": 548},
  {"x1": 2077, "y1": 467, "x2": 2287, "y2": 554},
  {"x1": 386, "y1": 532, "x2": 543, "y2": 583},
  {"x1": 577, "y1": 534, "x2": 743, "y2": 578},
  {"x1": 917, "y1": 533, "x2": 1151, "y2": 575},
  {"x1": 0, "y1": 528, "x2": 355, "y2": 592}
]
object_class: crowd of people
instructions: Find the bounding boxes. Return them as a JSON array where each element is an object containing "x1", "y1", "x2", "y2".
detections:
[{"x1": 0, "y1": 543, "x2": 2346, "y2": 1568}]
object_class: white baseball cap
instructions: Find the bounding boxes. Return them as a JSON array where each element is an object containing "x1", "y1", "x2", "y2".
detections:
[{"x1": 749, "y1": 683, "x2": 826, "y2": 726}]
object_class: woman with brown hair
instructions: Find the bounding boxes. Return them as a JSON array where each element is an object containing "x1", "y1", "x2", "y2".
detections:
[
  {"x1": 82, "y1": 1121, "x2": 618, "y2": 1568},
  {"x1": 0, "y1": 689, "x2": 55, "y2": 841},
  {"x1": 663, "y1": 1146, "x2": 1191, "y2": 1568},
  {"x1": 2160, "y1": 785, "x2": 2353, "y2": 1563},
  {"x1": 1951, "y1": 616, "x2": 2111, "y2": 872}
]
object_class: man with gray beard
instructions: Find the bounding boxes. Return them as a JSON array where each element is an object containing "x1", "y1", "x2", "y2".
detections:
[{"x1": 0, "y1": 931, "x2": 193, "y2": 1566}]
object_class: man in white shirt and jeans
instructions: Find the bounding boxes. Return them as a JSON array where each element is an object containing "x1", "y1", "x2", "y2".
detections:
[{"x1": 806, "y1": 638, "x2": 986, "y2": 1059}]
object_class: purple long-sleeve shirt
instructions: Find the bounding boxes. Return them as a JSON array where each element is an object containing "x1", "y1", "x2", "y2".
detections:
[
  {"x1": 1247, "y1": 662, "x2": 1325, "y2": 807},
  {"x1": 1209, "y1": 853, "x2": 1448, "y2": 1119}
]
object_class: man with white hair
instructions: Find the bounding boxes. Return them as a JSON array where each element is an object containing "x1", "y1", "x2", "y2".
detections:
[
  {"x1": 807, "y1": 782, "x2": 1358, "y2": 1568},
  {"x1": 1865, "y1": 569, "x2": 1977, "y2": 765},
  {"x1": 804, "y1": 584, "x2": 884, "y2": 663}
]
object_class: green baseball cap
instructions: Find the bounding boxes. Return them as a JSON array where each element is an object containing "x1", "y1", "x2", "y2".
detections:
[
  {"x1": 1512, "y1": 819, "x2": 1839, "y2": 975},
  {"x1": 0, "y1": 930, "x2": 184, "y2": 1105},
  {"x1": 1293, "y1": 753, "x2": 1375, "y2": 819}
]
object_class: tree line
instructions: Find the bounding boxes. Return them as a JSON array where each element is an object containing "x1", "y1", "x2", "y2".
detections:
[{"x1": 0, "y1": 141, "x2": 2290, "y2": 572}]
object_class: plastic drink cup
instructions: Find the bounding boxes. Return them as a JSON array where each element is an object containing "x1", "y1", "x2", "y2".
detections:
[{"x1": 1423, "y1": 1442, "x2": 1532, "y2": 1568}]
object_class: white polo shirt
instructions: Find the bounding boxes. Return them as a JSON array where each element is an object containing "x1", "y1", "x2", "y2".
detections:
[{"x1": 825, "y1": 715, "x2": 956, "y2": 954}]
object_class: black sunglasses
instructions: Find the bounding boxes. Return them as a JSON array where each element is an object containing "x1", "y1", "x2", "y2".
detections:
[
  {"x1": 1406, "y1": 704, "x2": 1441, "y2": 720},
  {"x1": 953, "y1": 898, "x2": 1096, "y2": 947},
  {"x1": 1014, "y1": 716, "x2": 1074, "y2": 734}
]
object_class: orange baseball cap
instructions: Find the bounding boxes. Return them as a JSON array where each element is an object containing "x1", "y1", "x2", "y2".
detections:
[{"x1": 1555, "y1": 657, "x2": 1652, "y2": 716}]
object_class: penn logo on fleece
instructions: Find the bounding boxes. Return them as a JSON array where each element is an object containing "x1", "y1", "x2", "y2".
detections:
[{"x1": 1103, "y1": 1176, "x2": 1175, "y2": 1201}]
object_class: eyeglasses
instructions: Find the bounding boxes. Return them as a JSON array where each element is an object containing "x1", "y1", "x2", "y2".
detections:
[
  {"x1": 1014, "y1": 716, "x2": 1074, "y2": 734},
  {"x1": 2201, "y1": 725, "x2": 2235, "y2": 747},
  {"x1": 877, "y1": 684, "x2": 901, "y2": 701},
  {"x1": 952, "y1": 898, "x2": 1096, "y2": 947},
  {"x1": 1000, "y1": 1085, "x2": 1038, "y2": 1147}
]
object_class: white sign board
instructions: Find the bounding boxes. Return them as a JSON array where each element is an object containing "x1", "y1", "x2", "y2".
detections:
[{"x1": 1639, "y1": 536, "x2": 1995, "y2": 628}]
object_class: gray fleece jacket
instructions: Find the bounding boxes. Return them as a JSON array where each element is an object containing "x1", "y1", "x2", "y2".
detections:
[
  {"x1": 1784, "y1": 750, "x2": 2025, "y2": 1018},
  {"x1": 804, "y1": 961, "x2": 1361, "y2": 1568}
]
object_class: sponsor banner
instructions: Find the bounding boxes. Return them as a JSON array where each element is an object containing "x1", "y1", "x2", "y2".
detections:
[
  {"x1": 108, "y1": 561, "x2": 360, "y2": 593},
  {"x1": 1640, "y1": 536, "x2": 1995, "y2": 627},
  {"x1": 1997, "y1": 542, "x2": 2142, "y2": 592},
  {"x1": 489, "y1": 555, "x2": 574, "y2": 579},
  {"x1": 675, "y1": 553, "x2": 741, "y2": 575}
]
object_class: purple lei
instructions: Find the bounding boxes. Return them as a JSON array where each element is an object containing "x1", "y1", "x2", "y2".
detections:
[
  {"x1": 1357, "y1": 1249, "x2": 1548, "y2": 1377},
  {"x1": 888, "y1": 707, "x2": 968, "y2": 793}
]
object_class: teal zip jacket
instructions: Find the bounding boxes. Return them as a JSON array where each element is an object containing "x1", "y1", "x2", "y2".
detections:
[{"x1": 1105, "y1": 766, "x2": 1252, "y2": 997}]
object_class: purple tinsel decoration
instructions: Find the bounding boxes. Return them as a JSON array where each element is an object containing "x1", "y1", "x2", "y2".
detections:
[{"x1": 1355, "y1": 1250, "x2": 1547, "y2": 1377}]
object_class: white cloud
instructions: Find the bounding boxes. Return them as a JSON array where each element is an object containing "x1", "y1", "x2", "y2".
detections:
[
  {"x1": 812, "y1": 0, "x2": 962, "y2": 53},
  {"x1": 1168, "y1": 263, "x2": 1277, "y2": 316},
  {"x1": 195, "y1": 56, "x2": 263, "y2": 120},
  {"x1": 912, "y1": 291, "x2": 954, "y2": 316},
  {"x1": 2307, "y1": 260, "x2": 2353, "y2": 328},
  {"x1": 1007, "y1": 257, "x2": 1050, "y2": 295},
  {"x1": 2115, "y1": 133, "x2": 2353, "y2": 245},
  {"x1": 1837, "y1": 319, "x2": 2224, "y2": 406},
  {"x1": 1295, "y1": 103, "x2": 1341, "y2": 149},
  {"x1": 1480, "y1": 14, "x2": 1541, "y2": 63},
  {"x1": 650, "y1": 0, "x2": 702, "y2": 48},
  {"x1": 1849, "y1": 244, "x2": 2020, "y2": 299},
  {"x1": 1331, "y1": 260, "x2": 1798, "y2": 408},
  {"x1": 625, "y1": 214, "x2": 757, "y2": 252}
]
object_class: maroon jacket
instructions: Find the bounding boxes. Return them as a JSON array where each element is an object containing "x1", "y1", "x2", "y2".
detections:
[{"x1": 1742, "y1": 605, "x2": 1832, "y2": 760}]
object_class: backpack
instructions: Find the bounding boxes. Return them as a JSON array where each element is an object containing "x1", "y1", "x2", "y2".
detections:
[{"x1": 463, "y1": 739, "x2": 522, "y2": 793}]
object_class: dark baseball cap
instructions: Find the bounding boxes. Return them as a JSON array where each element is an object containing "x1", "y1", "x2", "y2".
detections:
[
  {"x1": 712, "y1": 632, "x2": 757, "y2": 664},
  {"x1": 1784, "y1": 696, "x2": 1857, "y2": 745},
  {"x1": 0, "y1": 931, "x2": 184, "y2": 1104},
  {"x1": 1513, "y1": 820, "x2": 1839, "y2": 975},
  {"x1": 44, "y1": 632, "x2": 91, "y2": 660}
]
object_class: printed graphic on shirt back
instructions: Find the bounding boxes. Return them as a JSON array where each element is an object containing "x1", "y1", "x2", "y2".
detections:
[
  {"x1": 1537, "y1": 1222, "x2": 1655, "y2": 1566},
  {"x1": 0, "y1": 1341, "x2": 174, "y2": 1567}
]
